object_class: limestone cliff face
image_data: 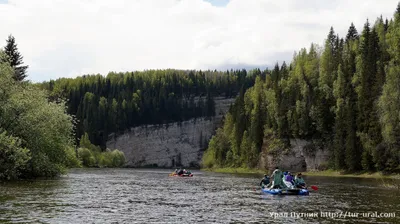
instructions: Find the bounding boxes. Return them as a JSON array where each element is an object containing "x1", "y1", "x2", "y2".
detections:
[
  {"x1": 258, "y1": 138, "x2": 331, "y2": 172},
  {"x1": 106, "y1": 97, "x2": 234, "y2": 168}
]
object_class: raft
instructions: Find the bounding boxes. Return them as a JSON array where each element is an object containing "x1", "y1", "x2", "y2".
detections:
[
  {"x1": 169, "y1": 173, "x2": 193, "y2": 177},
  {"x1": 262, "y1": 188, "x2": 309, "y2": 195}
]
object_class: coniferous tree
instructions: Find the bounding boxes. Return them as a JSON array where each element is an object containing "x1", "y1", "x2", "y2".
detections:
[
  {"x1": 343, "y1": 27, "x2": 361, "y2": 171},
  {"x1": 333, "y1": 64, "x2": 347, "y2": 169},
  {"x1": 346, "y1": 23, "x2": 359, "y2": 41},
  {"x1": 3, "y1": 35, "x2": 28, "y2": 81}
]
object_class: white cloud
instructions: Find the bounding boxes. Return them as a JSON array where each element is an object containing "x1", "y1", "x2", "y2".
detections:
[{"x1": 0, "y1": 0, "x2": 397, "y2": 81}]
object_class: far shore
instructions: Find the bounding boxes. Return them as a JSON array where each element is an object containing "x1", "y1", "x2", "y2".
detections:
[{"x1": 202, "y1": 168, "x2": 400, "y2": 179}]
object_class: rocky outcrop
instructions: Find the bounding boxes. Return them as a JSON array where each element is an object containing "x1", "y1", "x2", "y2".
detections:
[
  {"x1": 259, "y1": 138, "x2": 330, "y2": 172},
  {"x1": 106, "y1": 97, "x2": 235, "y2": 168}
]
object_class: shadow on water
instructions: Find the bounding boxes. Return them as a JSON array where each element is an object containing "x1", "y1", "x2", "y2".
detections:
[{"x1": 0, "y1": 169, "x2": 399, "y2": 223}]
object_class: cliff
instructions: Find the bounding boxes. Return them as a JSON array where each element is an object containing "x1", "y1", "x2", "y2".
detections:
[
  {"x1": 106, "y1": 97, "x2": 235, "y2": 167},
  {"x1": 258, "y1": 138, "x2": 331, "y2": 172}
]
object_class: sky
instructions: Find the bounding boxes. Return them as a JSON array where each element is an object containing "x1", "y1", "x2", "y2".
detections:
[{"x1": 0, "y1": 0, "x2": 398, "y2": 82}]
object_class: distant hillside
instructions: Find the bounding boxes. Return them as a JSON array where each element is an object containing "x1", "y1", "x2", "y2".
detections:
[{"x1": 41, "y1": 69, "x2": 259, "y2": 147}]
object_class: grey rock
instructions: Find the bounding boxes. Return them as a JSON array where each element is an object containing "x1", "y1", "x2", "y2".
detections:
[{"x1": 106, "y1": 97, "x2": 235, "y2": 168}]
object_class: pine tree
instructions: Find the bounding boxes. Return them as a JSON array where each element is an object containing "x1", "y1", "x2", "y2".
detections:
[
  {"x1": 346, "y1": 23, "x2": 359, "y2": 41},
  {"x1": 333, "y1": 65, "x2": 347, "y2": 169},
  {"x1": 343, "y1": 32, "x2": 361, "y2": 171},
  {"x1": 240, "y1": 130, "x2": 251, "y2": 166},
  {"x1": 315, "y1": 28, "x2": 338, "y2": 139},
  {"x1": 3, "y1": 35, "x2": 28, "y2": 81},
  {"x1": 249, "y1": 77, "x2": 264, "y2": 150}
]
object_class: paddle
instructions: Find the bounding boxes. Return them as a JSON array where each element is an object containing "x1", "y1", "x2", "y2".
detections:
[{"x1": 310, "y1": 185, "x2": 318, "y2": 190}]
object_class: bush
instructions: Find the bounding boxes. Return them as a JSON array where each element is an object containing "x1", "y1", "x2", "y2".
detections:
[
  {"x1": 77, "y1": 148, "x2": 95, "y2": 167},
  {"x1": 97, "y1": 152, "x2": 112, "y2": 167},
  {"x1": 80, "y1": 133, "x2": 101, "y2": 153},
  {"x1": 0, "y1": 131, "x2": 31, "y2": 180},
  {"x1": 202, "y1": 145, "x2": 216, "y2": 168},
  {"x1": 76, "y1": 147, "x2": 125, "y2": 168},
  {"x1": 110, "y1": 149, "x2": 126, "y2": 167},
  {"x1": 65, "y1": 147, "x2": 82, "y2": 168},
  {"x1": 30, "y1": 151, "x2": 67, "y2": 177},
  {"x1": 0, "y1": 60, "x2": 74, "y2": 179}
]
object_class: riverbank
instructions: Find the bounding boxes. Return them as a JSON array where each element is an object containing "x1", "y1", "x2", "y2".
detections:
[
  {"x1": 203, "y1": 168, "x2": 400, "y2": 179},
  {"x1": 201, "y1": 167, "x2": 270, "y2": 174},
  {"x1": 303, "y1": 170, "x2": 400, "y2": 179},
  {"x1": 202, "y1": 167, "x2": 267, "y2": 174}
]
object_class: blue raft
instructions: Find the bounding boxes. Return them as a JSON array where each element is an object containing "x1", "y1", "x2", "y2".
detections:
[{"x1": 262, "y1": 188, "x2": 309, "y2": 196}]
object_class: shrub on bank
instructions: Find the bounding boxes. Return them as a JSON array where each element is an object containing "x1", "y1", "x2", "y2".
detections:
[
  {"x1": 77, "y1": 148, "x2": 96, "y2": 167},
  {"x1": 65, "y1": 147, "x2": 82, "y2": 168},
  {"x1": 0, "y1": 57, "x2": 74, "y2": 180},
  {"x1": 0, "y1": 131, "x2": 31, "y2": 180},
  {"x1": 76, "y1": 147, "x2": 125, "y2": 168},
  {"x1": 110, "y1": 150, "x2": 125, "y2": 167}
]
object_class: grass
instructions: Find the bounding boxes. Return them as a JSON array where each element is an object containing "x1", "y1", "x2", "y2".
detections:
[
  {"x1": 203, "y1": 167, "x2": 400, "y2": 180},
  {"x1": 302, "y1": 169, "x2": 400, "y2": 179}
]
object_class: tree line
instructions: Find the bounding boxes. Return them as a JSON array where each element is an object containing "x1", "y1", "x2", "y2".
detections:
[
  {"x1": 41, "y1": 69, "x2": 255, "y2": 147},
  {"x1": 203, "y1": 4, "x2": 400, "y2": 173}
]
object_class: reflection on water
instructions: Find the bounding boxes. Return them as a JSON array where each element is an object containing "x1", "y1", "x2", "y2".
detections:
[{"x1": 0, "y1": 169, "x2": 399, "y2": 223}]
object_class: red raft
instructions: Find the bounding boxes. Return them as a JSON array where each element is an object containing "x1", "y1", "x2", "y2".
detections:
[{"x1": 169, "y1": 173, "x2": 193, "y2": 177}]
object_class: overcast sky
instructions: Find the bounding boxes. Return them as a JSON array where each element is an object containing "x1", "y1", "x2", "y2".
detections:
[{"x1": 0, "y1": 0, "x2": 398, "y2": 82}]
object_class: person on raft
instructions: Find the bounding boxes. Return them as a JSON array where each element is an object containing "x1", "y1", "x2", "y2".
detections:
[
  {"x1": 282, "y1": 172, "x2": 296, "y2": 189},
  {"x1": 285, "y1": 172, "x2": 294, "y2": 183},
  {"x1": 295, "y1": 173, "x2": 307, "y2": 189},
  {"x1": 270, "y1": 167, "x2": 287, "y2": 189},
  {"x1": 177, "y1": 168, "x2": 184, "y2": 175},
  {"x1": 260, "y1": 174, "x2": 270, "y2": 188}
]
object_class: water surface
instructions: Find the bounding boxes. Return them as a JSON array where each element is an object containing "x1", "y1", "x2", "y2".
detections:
[{"x1": 0, "y1": 169, "x2": 399, "y2": 223}]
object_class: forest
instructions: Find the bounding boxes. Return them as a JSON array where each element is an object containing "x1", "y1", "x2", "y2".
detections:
[
  {"x1": 41, "y1": 69, "x2": 254, "y2": 147},
  {"x1": 202, "y1": 5, "x2": 400, "y2": 173}
]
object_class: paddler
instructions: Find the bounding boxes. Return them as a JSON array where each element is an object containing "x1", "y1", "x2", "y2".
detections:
[
  {"x1": 295, "y1": 173, "x2": 307, "y2": 189},
  {"x1": 259, "y1": 174, "x2": 270, "y2": 188},
  {"x1": 270, "y1": 166, "x2": 286, "y2": 189}
]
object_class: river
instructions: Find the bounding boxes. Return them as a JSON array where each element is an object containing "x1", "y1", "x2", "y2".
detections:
[{"x1": 0, "y1": 169, "x2": 399, "y2": 223}]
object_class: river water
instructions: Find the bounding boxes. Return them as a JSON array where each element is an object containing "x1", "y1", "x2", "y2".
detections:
[{"x1": 0, "y1": 169, "x2": 399, "y2": 224}]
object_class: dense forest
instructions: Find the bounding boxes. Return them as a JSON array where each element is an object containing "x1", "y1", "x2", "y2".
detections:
[
  {"x1": 202, "y1": 5, "x2": 400, "y2": 173},
  {"x1": 41, "y1": 69, "x2": 255, "y2": 147}
]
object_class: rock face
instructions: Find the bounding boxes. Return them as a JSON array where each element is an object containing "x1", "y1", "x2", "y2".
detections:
[
  {"x1": 106, "y1": 97, "x2": 235, "y2": 168},
  {"x1": 259, "y1": 138, "x2": 331, "y2": 172}
]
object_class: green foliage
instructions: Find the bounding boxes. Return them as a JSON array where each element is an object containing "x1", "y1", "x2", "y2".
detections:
[
  {"x1": 79, "y1": 133, "x2": 101, "y2": 152},
  {"x1": 77, "y1": 148, "x2": 96, "y2": 167},
  {"x1": 0, "y1": 57, "x2": 74, "y2": 179},
  {"x1": 0, "y1": 131, "x2": 31, "y2": 180},
  {"x1": 202, "y1": 4, "x2": 400, "y2": 173},
  {"x1": 2, "y1": 35, "x2": 28, "y2": 81},
  {"x1": 77, "y1": 135, "x2": 125, "y2": 168},
  {"x1": 265, "y1": 136, "x2": 286, "y2": 157},
  {"x1": 239, "y1": 131, "x2": 251, "y2": 166},
  {"x1": 110, "y1": 150, "x2": 126, "y2": 167},
  {"x1": 376, "y1": 11, "x2": 400, "y2": 170},
  {"x1": 202, "y1": 137, "x2": 217, "y2": 168},
  {"x1": 65, "y1": 147, "x2": 82, "y2": 168}
]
